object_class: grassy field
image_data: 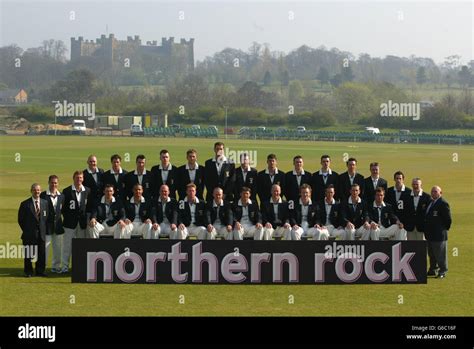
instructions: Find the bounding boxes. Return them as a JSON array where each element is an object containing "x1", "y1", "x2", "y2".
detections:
[{"x1": 0, "y1": 135, "x2": 473, "y2": 316}]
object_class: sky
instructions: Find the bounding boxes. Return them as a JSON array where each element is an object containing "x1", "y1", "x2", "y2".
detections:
[{"x1": 0, "y1": 0, "x2": 472, "y2": 65}]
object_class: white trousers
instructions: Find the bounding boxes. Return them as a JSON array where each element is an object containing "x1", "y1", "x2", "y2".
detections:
[
  {"x1": 87, "y1": 222, "x2": 134, "y2": 239},
  {"x1": 156, "y1": 222, "x2": 178, "y2": 239},
  {"x1": 263, "y1": 226, "x2": 291, "y2": 240},
  {"x1": 371, "y1": 224, "x2": 407, "y2": 240},
  {"x1": 132, "y1": 221, "x2": 152, "y2": 239},
  {"x1": 345, "y1": 226, "x2": 371, "y2": 240},
  {"x1": 45, "y1": 234, "x2": 62, "y2": 270},
  {"x1": 325, "y1": 224, "x2": 348, "y2": 240},
  {"x1": 63, "y1": 224, "x2": 86, "y2": 269},
  {"x1": 178, "y1": 224, "x2": 207, "y2": 240},
  {"x1": 286, "y1": 222, "x2": 324, "y2": 240},
  {"x1": 233, "y1": 223, "x2": 263, "y2": 240},
  {"x1": 210, "y1": 223, "x2": 233, "y2": 240}
]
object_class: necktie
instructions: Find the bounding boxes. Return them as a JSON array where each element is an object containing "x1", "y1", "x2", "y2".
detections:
[
  {"x1": 35, "y1": 200, "x2": 40, "y2": 219},
  {"x1": 377, "y1": 207, "x2": 382, "y2": 223}
]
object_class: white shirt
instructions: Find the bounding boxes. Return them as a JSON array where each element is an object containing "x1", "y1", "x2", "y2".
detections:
[
  {"x1": 111, "y1": 168, "x2": 123, "y2": 183},
  {"x1": 241, "y1": 166, "x2": 251, "y2": 182},
  {"x1": 292, "y1": 169, "x2": 305, "y2": 186},
  {"x1": 212, "y1": 156, "x2": 229, "y2": 175},
  {"x1": 318, "y1": 169, "x2": 332, "y2": 184},
  {"x1": 395, "y1": 185, "x2": 406, "y2": 202},
  {"x1": 159, "y1": 163, "x2": 172, "y2": 183},
  {"x1": 87, "y1": 168, "x2": 99, "y2": 183},
  {"x1": 31, "y1": 197, "x2": 41, "y2": 214},
  {"x1": 348, "y1": 173, "x2": 357, "y2": 185},
  {"x1": 270, "y1": 197, "x2": 282, "y2": 217},
  {"x1": 348, "y1": 196, "x2": 361, "y2": 212},
  {"x1": 187, "y1": 197, "x2": 200, "y2": 224},
  {"x1": 130, "y1": 196, "x2": 145, "y2": 222},
  {"x1": 265, "y1": 168, "x2": 279, "y2": 184},
  {"x1": 186, "y1": 163, "x2": 199, "y2": 183},
  {"x1": 72, "y1": 184, "x2": 86, "y2": 207},
  {"x1": 159, "y1": 196, "x2": 171, "y2": 224},
  {"x1": 411, "y1": 190, "x2": 423, "y2": 210},
  {"x1": 213, "y1": 200, "x2": 224, "y2": 225},
  {"x1": 371, "y1": 176, "x2": 379, "y2": 190},
  {"x1": 299, "y1": 198, "x2": 312, "y2": 223},
  {"x1": 238, "y1": 199, "x2": 252, "y2": 225},
  {"x1": 134, "y1": 169, "x2": 147, "y2": 185},
  {"x1": 46, "y1": 189, "x2": 61, "y2": 210},
  {"x1": 373, "y1": 201, "x2": 386, "y2": 224},
  {"x1": 101, "y1": 196, "x2": 116, "y2": 221}
]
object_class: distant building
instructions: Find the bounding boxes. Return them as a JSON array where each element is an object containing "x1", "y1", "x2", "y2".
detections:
[
  {"x1": 70, "y1": 34, "x2": 194, "y2": 75},
  {"x1": 0, "y1": 89, "x2": 28, "y2": 104}
]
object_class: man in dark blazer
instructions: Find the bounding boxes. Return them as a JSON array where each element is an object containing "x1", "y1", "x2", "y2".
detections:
[
  {"x1": 311, "y1": 155, "x2": 339, "y2": 203},
  {"x1": 40, "y1": 175, "x2": 64, "y2": 273},
  {"x1": 367, "y1": 187, "x2": 407, "y2": 240},
  {"x1": 257, "y1": 154, "x2": 286, "y2": 203},
  {"x1": 177, "y1": 183, "x2": 208, "y2": 240},
  {"x1": 151, "y1": 184, "x2": 179, "y2": 239},
  {"x1": 424, "y1": 186, "x2": 452, "y2": 278},
  {"x1": 204, "y1": 142, "x2": 235, "y2": 203},
  {"x1": 82, "y1": 155, "x2": 104, "y2": 205},
  {"x1": 18, "y1": 183, "x2": 49, "y2": 277},
  {"x1": 288, "y1": 184, "x2": 325, "y2": 240},
  {"x1": 341, "y1": 184, "x2": 371, "y2": 240},
  {"x1": 61, "y1": 170, "x2": 91, "y2": 273},
  {"x1": 206, "y1": 187, "x2": 234, "y2": 240},
  {"x1": 234, "y1": 153, "x2": 258, "y2": 202},
  {"x1": 386, "y1": 171, "x2": 412, "y2": 228},
  {"x1": 102, "y1": 154, "x2": 128, "y2": 204},
  {"x1": 317, "y1": 184, "x2": 346, "y2": 240},
  {"x1": 285, "y1": 155, "x2": 312, "y2": 202},
  {"x1": 338, "y1": 157, "x2": 365, "y2": 202},
  {"x1": 124, "y1": 154, "x2": 153, "y2": 202},
  {"x1": 232, "y1": 187, "x2": 263, "y2": 240},
  {"x1": 151, "y1": 149, "x2": 179, "y2": 200},
  {"x1": 364, "y1": 162, "x2": 388, "y2": 203},
  {"x1": 88, "y1": 184, "x2": 132, "y2": 239},
  {"x1": 124, "y1": 183, "x2": 154, "y2": 239},
  {"x1": 405, "y1": 178, "x2": 431, "y2": 240},
  {"x1": 261, "y1": 184, "x2": 290, "y2": 240},
  {"x1": 176, "y1": 149, "x2": 205, "y2": 200}
]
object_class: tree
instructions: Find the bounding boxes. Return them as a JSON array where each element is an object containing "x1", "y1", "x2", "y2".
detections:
[
  {"x1": 458, "y1": 66, "x2": 472, "y2": 87},
  {"x1": 316, "y1": 67, "x2": 330, "y2": 87},
  {"x1": 330, "y1": 73, "x2": 343, "y2": 87},
  {"x1": 48, "y1": 69, "x2": 97, "y2": 102},
  {"x1": 263, "y1": 70, "x2": 272, "y2": 86},
  {"x1": 281, "y1": 70, "x2": 290, "y2": 86},
  {"x1": 334, "y1": 82, "x2": 376, "y2": 122},
  {"x1": 341, "y1": 65, "x2": 354, "y2": 82},
  {"x1": 416, "y1": 67, "x2": 428, "y2": 85},
  {"x1": 288, "y1": 80, "x2": 304, "y2": 103}
]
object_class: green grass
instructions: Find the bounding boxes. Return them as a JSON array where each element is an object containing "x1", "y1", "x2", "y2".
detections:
[{"x1": 0, "y1": 136, "x2": 473, "y2": 316}]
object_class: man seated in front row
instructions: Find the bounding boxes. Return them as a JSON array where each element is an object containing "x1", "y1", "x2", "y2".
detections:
[
  {"x1": 368, "y1": 187, "x2": 407, "y2": 240},
  {"x1": 124, "y1": 184, "x2": 153, "y2": 238},
  {"x1": 261, "y1": 184, "x2": 291, "y2": 240},
  {"x1": 317, "y1": 184, "x2": 347, "y2": 240},
  {"x1": 233, "y1": 187, "x2": 263, "y2": 240},
  {"x1": 288, "y1": 184, "x2": 328, "y2": 240},
  {"x1": 151, "y1": 184, "x2": 178, "y2": 239},
  {"x1": 341, "y1": 184, "x2": 371, "y2": 240},
  {"x1": 206, "y1": 187, "x2": 234, "y2": 240},
  {"x1": 88, "y1": 184, "x2": 133, "y2": 239},
  {"x1": 177, "y1": 183, "x2": 208, "y2": 240}
]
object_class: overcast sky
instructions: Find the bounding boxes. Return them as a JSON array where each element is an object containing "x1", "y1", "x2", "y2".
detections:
[{"x1": 1, "y1": 0, "x2": 472, "y2": 65}]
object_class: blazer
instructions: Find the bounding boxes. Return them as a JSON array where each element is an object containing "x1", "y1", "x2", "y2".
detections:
[
  {"x1": 261, "y1": 200, "x2": 290, "y2": 228},
  {"x1": 124, "y1": 198, "x2": 154, "y2": 223},
  {"x1": 404, "y1": 191, "x2": 431, "y2": 232},
  {"x1": 317, "y1": 200, "x2": 343, "y2": 228},
  {"x1": 177, "y1": 199, "x2": 208, "y2": 227},
  {"x1": 176, "y1": 164, "x2": 205, "y2": 200},
  {"x1": 102, "y1": 169, "x2": 128, "y2": 203},
  {"x1": 232, "y1": 201, "x2": 262, "y2": 226},
  {"x1": 204, "y1": 158, "x2": 235, "y2": 202},
  {"x1": 311, "y1": 170, "x2": 339, "y2": 202},
  {"x1": 124, "y1": 170, "x2": 154, "y2": 202},
  {"x1": 83, "y1": 168, "x2": 105, "y2": 203},
  {"x1": 288, "y1": 200, "x2": 319, "y2": 227},
  {"x1": 363, "y1": 177, "x2": 388, "y2": 203},
  {"x1": 150, "y1": 164, "x2": 179, "y2": 199},
  {"x1": 341, "y1": 198, "x2": 369, "y2": 229},
  {"x1": 257, "y1": 169, "x2": 286, "y2": 203},
  {"x1": 62, "y1": 185, "x2": 91, "y2": 230},
  {"x1": 40, "y1": 191, "x2": 64, "y2": 235},
  {"x1": 206, "y1": 200, "x2": 234, "y2": 227},
  {"x1": 424, "y1": 198, "x2": 452, "y2": 241},
  {"x1": 18, "y1": 197, "x2": 49, "y2": 242},
  {"x1": 338, "y1": 172, "x2": 365, "y2": 201},
  {"x1": 152, "y1": 198, "x2": 178, "y2": 225},
  {"x1": 386, "y1": 186, "x2": 413, "y2": 225},
  {"x1": 234, "y1": 167, "x2": 258, "y2": 201},
  {"x1": 285, "y1": 170, "x2": 312, "y2": 202},
  {"x1": 91, "y1": 199, "x2": 126, "y2": 226},
  {"x1": 367, "y1": 203, "x2": 400, "y2": 228}
]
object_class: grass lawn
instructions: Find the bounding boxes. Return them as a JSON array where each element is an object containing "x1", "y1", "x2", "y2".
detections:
[{"x1": 0, "y1": 135, "x2": 473, "y2": 316}]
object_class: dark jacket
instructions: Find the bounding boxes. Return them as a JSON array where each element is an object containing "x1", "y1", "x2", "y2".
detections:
[
  {"x1": 404, "y1": 191, "x2": 431, "y2": 232},
  {"x1": 62, "y1": 185, "x2": 92, "y2": 230},
  {"x1": 152, "y1": 198, "x2": 178, "y2": 225},
  {"x1": 40, "y1": 191, "x2": 64, "y2": 235},
  {"x1": 177, "y1": 199, "x2": 208, "y2": 227},
  {"x1": 150, "y1": 164, "x2": 179, "y2": 199},
  {"x1": 18, "y1": 197, "x2": 49, "y2": 242},
  {"x1": 386, "y1": 186, "x2": 412, "y2": 225},
  {"x1": 424, "y1": 198, "x2": 452, "y2": 241},
  {"x1": 257, "y1": 169, "x2": 286, "y2": 203},
  {"x1": 102, "y1": 169, "x2": 128, "y2": 203},
  {"x1": 341, "y1": 198, "x2": 369, "y2": 229},
  {"x1": 338, "y1": 172, "x2": 365, "y2": 201},
  {"x1": 204, "y1": 158, "x2": 235, "y2": 202},
  {"x1": 311, "y1": 170, "x2": 339, "y2": 203},
  {"x1": 261, "y1": 200, "x2": 290, "y2": 228},
  {"x1": 367, "y1": 202, "x2": 400, "y2": 228},
  {"x1": 124, "y1": 170, "x2": 154, "y2": 202},
  {"x1": 91, "y1": 198, "x2": 126, "y2": 226},
  {"x1": 317, "y1": 200, "x2": 343, "y2": 227},
  {"x1": 206, "y1": 200, "x2": 234, "y2": 227},
  {"x1": 285, "y1": 170, "x2": 312, "y2": 202},
  {"x1": 232, "y1": 200, "x2": 262, "y2": 226},
  {"x1": 124, "y1": 198, "x2": 154, "y2": 223},
  {"x1": 176, "y1": 164, "x2": 205, "y2": 200},
  {"x1": 83, "y1": 168, "x2": 105, "y2": 204},
  {"x1": 234, "y1": 167, "x2": 258, "y2": 201},
  {"x1": 363, "y1": 177, "x2": 388, "y2": 203},
  {"x1": 288, "y1": 200, "x2": 319, "y2": 227}
]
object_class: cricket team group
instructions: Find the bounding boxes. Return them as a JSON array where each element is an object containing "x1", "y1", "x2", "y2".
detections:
[{"x1": 18, "y1": 142, "x2": 452, "y2": 278}]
